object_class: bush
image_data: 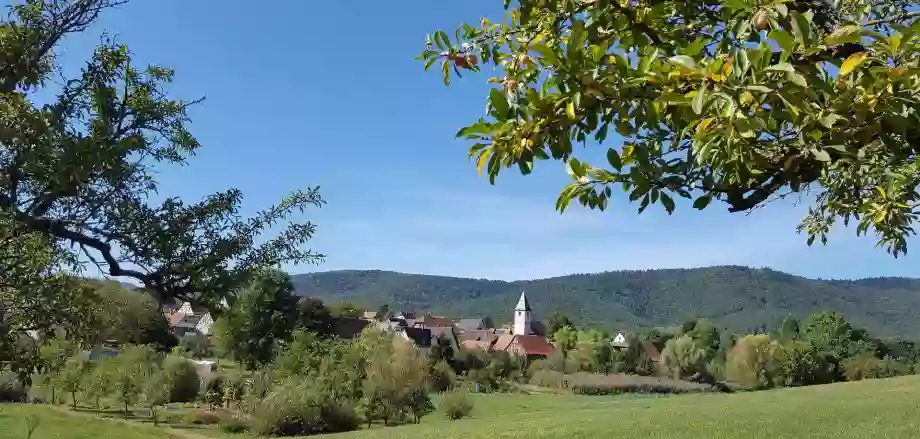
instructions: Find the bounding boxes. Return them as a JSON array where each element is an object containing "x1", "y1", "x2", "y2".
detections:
[
  {"x1": 254, "y1": 380, "x2": 360, "y2": 436},
  {"x1": 726, "y1": 334, "x2": 784, "y2": 390},
  {"x1": 428, "y1": 360, "x2": 457, "y2": 392},
  {"x1": 219, "y1": 418, "x2": 250, "y2": 433},
  {"x1": 440, "y1": 389, "x2": 473, "y2": 420},
  {"x1": 529, "y1": 371, "x2": 718, "y2": 394},
  {"x1": 844, "y1": 356, "x2": 913, "y2": 381},
  {"x1": 186, "y1": 410, "x2": 224, "y2": 425},
  {"x1": 529, "y1": 370, "x2": 568, "y2": 388},
  {"x1": 776, "y1": 342, "x2": 836, "y2": 387},
  {"x1": 0, "y1": 373, "x2": 27, "y2": 402},
  {"x1": 161, "y1": 355, "x2": 200, "y2": 403},
  {"x1": 661, "y1": 335, "x2": 708, "y2": 380}
]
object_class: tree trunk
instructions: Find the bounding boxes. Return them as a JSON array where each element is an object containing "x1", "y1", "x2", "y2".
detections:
[
  {"x1": 71, "y1": 392, "x2": 77, "y2": 410},
  {"x1": 124, "y1": 402, "x2": 129, "y2": 419},
  {"x1": 51, "y1": 388, "x2": 55, "y2": 404},
  {"x1": 152, "y1": 406, "x2": 158, "y2": 426},
  {"x1": 95, "y1": 395, "x2": 100, "y2": 408}
]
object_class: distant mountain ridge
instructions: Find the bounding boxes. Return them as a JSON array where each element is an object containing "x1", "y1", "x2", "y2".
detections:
[{"x1": 290, "y1": 266, "x2": 920, "y2": 337}]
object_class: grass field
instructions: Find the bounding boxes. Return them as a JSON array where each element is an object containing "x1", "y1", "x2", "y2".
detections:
[
  {"x1": 2, "y1": 375, "x2": 919, "y2": 439},
  {"x1": 337, "y1": 375, "x2": 920, "y2": 439},
  {"x1": 0, "y1": 403, "x2": 176, "y2": 439}
]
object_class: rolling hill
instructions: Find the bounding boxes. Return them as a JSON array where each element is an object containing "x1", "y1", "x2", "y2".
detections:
[{"x1": 290, "y1": 266, "x2": 920, "y2": 337}]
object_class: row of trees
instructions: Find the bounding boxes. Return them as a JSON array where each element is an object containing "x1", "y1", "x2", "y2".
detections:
[
  {"x1": 659, "y1": 312, "x2": 919, "y2": 389},
  {"x1": 30, "y1": 342, "x2": 199, "y2": 423},
  {"x1": 538, "y1": 310, "x2": 918, "y2": 392}
]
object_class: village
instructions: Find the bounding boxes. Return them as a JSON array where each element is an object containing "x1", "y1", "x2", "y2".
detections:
[{"x1": 160, "y1": 291, "x2": 660, "y2": 365}]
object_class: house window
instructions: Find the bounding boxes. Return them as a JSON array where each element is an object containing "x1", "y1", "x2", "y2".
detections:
[{"x1": 517, "y1": 311, "x2": 522, "y2": 317}]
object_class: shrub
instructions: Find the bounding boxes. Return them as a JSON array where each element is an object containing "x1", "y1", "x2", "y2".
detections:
[
  {"x1": 161, "y1": 355, "x2": 200, "y2": 403},
  {"x1": 254, "y1": 380, "x2": 360, "y2": 436},
  {"x1": 219, "y1": 418, "x2": 250, "y2": 433},
  {"x1": 726, "y1": 334, "x2": 784, "y2": 390},
  {"x1": 529, "y1": 369, "x2": 567, "y2": 388},
  {"x1": 844, "y1": 356, "x2": 913, "y2": 381},
  {"x1": 428, "y1": 360, "x2": 457, "y2": 392},
  {"x1": 440, "y1": 389, "x2": 473, "y2": 420},
  {"x1": 661, "y1": 335, "x2": 708, "y2": 380},
  {"x1": 529, "y1": 371, "x2": 717, "y2": 394},
  {"x1": 186, "y1": 410, "x2": 224, "y2": 425},
  {"x1": 0, "y1": 373, "x2": 27, "y2": 402},
  {"x1": 776, "y1": 342, "x2": 836, "y2": 387}
]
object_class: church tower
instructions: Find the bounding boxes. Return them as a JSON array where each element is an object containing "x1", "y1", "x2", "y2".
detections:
[{"x1": 513, "y1": 291, "x2": 532, "y2": 335}]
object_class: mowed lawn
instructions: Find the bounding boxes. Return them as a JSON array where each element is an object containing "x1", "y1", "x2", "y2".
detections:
[{"x1": 333, "y1": 375, "x2": 920, "y2": 439}]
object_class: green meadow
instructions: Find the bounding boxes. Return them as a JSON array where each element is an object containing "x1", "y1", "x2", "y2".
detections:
[{"x1": 4, "y1": 375, "x2": 919, "y2": 439}]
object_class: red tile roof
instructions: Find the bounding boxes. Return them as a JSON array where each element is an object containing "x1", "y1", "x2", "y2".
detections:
[
  {"x1": 168, "y1": 312, "x2": 187, "y2": 328},
  {"x1": 416, "y1": 314, "x2": 455, "y2": 328},
  {"x1": 514, "y1": 335, "x2": 555, "y2": 357},
  {"x1": 493, "y1": 334, "x2": 515, "y2": 352}
]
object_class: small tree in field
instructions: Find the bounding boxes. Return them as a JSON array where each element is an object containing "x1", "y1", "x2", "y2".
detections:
[
  {"x1": 111, "y1": 345, "x2": 156, "y2": 418},
  {"x1": 144, "y1": 368, "x2": 170, "y2": 426},
  {"x1": 82, "y1": 359, "x2": 115, "y2": 408},
  {"x1": 57, "y1": 356, "x2": 89, "y2": 410}
]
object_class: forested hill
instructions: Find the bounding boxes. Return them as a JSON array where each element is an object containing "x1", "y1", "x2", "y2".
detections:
[{"x1": 290, "y1": 266, "x2": 920, "y2": 337}]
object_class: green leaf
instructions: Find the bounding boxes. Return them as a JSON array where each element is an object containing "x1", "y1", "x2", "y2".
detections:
[
  {"x1": 489, "y1": 89, "x2": 510, "y2": 119},
  {"x1": 745, "y1": 85, "x2": 773, "y2": 93},
  {"x1": 668, "y1": 55, "x2": 697, "y2": 70},
  {"x1": 769, "y1": 30, "x2": 795, "y2": 56},
  {"x1": 441, "y1": 60, "x2": 451, "y2": 85},
  {"x1": 786, "y1": 71, "x2": 807, "y2": 87},
  {"x1": 567, "y1": 21, "x2": 585, "y2": 61},
  {"x1": 789, "y1": 11, "x2": 811, "y2": 44},
  {"x1": 661, "y1": 193, "x2": 675, "y2": 214},
  {"x1": 566, "y1": 100, "x2": 577, "y2": 120},
  {"x1": 423, "y1": 56, "x2": 439, "y2": 72},
  {"x1": 434, "y1": 31, "x2": 450, "y2": 50},
  {"x1": 839, "y1": 52, "x2": 868, "y2": 76},
  {"x1": 766, "y1": 63, "x2": 795, "y2": 73},
  {"x1": 818, "y1": 113, "x2": 844, "y2": 128},
  {"x1": 606, "y1": 148, "x2": 622, "y2": 170},
  {"x1": 518, "y1": 159, "x2": 533, "y2": 175},
  {"x1": 639, "y1": 48, "x2": 659, "y2": 73},
  {"x1": 691, "y1": 85, "x2": 707, "y2": 114},
  {"x1": 566, "y1": 157, "x2": 586, "y2": 177},
  {"x1": 693, "y1": 194, "x2": 712, "y2": 210},
  {"x1": 531, "y1": 43, "x2": 557, "y2": 64},
  {"x1": 589, "y1": 45, "x2": 606, "y2": 63},
  {"x1": 824, "y1": 25, "x2": 864, "y2": 45},
  {"x1": 812, "y1": 149, "x2": 831, "y2": 162}
]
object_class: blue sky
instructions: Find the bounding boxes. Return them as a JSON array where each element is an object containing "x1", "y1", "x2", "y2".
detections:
[{"x1": 41, "y1": 0, "x2": 916, "y2": 281}]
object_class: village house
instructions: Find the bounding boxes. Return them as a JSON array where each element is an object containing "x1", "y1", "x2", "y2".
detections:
[
  {"x1": 164, "y1": 301, "x2": 215, "y2": 336},
  {"x1": 611, "y1": 330, "x2": 662, "y2": 363}
]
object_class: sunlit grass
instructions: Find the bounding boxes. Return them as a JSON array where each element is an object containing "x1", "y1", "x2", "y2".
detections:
[{"x1": 329, "y1": 375, "x2": 920, "y2": 439}]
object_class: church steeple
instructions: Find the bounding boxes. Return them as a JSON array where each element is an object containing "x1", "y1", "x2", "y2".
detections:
[
  {"x1": 513, "y1": 291, "x2": 532, "y2": 335},
  {"x1": 514, "y1": 291, "x2": 531, "y2": 311}
]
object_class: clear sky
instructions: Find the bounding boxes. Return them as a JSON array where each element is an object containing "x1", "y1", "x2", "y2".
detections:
[{"x1": 41, "y1": 0, "x2": 916, "y2": 281}]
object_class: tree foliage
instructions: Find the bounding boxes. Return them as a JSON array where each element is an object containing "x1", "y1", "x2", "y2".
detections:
[
  {"x1": 215, "y1": 269, "x2": 299, "y2": 369},
  {"x1": 547, "y1": 311, "x2": 575, "y2": 335},
  {"x1": 0, "y1": 0, "x2": 325, "y2": 312},
  {"x1": 417, "y1": 0, "x2": 920, "y2": 255}
]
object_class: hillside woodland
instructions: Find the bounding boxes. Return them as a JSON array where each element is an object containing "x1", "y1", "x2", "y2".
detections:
[{"x1": 293, "y1": 266, "x2": 920, "y2": 337}]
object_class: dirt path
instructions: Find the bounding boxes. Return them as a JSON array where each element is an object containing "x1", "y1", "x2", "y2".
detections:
[{"x1": 47, "y1": 405, "x2": 215, "y2": 439}]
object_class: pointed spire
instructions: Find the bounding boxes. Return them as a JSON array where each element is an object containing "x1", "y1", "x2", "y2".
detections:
[{"x1": 514, "y1": 290, "x2": 531, "y2": 311}]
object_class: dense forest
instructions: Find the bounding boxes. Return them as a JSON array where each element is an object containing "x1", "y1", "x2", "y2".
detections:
[{"x1": 292, "y1": 266, "x2": 920, "y2": 337}]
